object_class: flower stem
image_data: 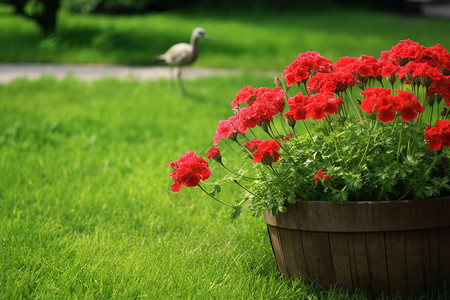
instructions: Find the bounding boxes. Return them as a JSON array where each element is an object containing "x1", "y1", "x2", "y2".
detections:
[
  {"x1": 346, "y1": 90, "x2": 363, "y2": 120},
  {"x1": 235, "y1": 140, "x2": 254, "y2": 159},
  {"x1": 430, "y1": 104, "x2": 434, "y2": 126},
  {"x1": 197, "y1": 183, "x2": 235, "y2": 208},
  {"x1": 233, "y1": 179, "x2": 260, "y2": 198},
  {"x1": 219, "y1": 162, "x2": 256, "y2": 181},
  {"x1": 268, "y1": 164, "x2": 280, "y2": 176},
  {"x1": 397, "y1": 122, "x2": 404, "y2": 162},
  {"x1": 358, "y1": 120, "x2": 378, "y2": 168},
  {"x1": 302, "y1": 120, "x2": 314, "y2": 143},
  {"x1": 279, "y1": 113, "x2": 290, "y2": 135}
]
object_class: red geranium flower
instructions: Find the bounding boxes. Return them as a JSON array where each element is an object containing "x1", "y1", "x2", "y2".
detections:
[
  {"x1": 207, "y1": 146, "x2": 222, "y2": 163},
  {"x1": 387, "y1": 39, "x2": 426, "y2": 66},
  {"x1": 166, "y1": 151, "x2": 212, "y2": 193},
  {"x1": 334, "y1": 56, "x2": 358, "y2": 69},
  {"x1": 379, "y1": 52, "x2": 400, "y2": 84},
  {"x1": 398, "y1": 61, "x2": 444, "y2": 88},
  {"x1": 314, "y1": 169, "x2": 333, "y2": 186},
  {"x1": 282, "y1": 51, "x2": 334, "y2": 87},
  {"x1": 361, "y1": 87, "x2": 425, "y2": 123},
  {"x1": 360, "y1": 87, "x2": 396, "y2": 123},
  {"x1": 335, "y1": 55, "x2": 382, "y2": 88},
  {"x1": 392, "y1": 89, "x2": 425, "y2": 122},
  {"x1": 305, "y1": 92, "x2": 343, "y2": 120},
  {"x1": 237, "y1": 87, "x2": 285, "y2": 128},
  {"x1": 213, "y1": 115, "x2": 247, "y2": 145},
  {"x1": 424, "y1": 120, "x2": 450, "y2": 151},
  {"x1": 231, "y1": 86, "x2": 257, "y2": 107},
  {"x1": 307, "y1": 71, "x2": 355, "y2": 94},
  {"x1": 284, "y1": 92, "x2": 310, "y2": 121},
  {"x1": 244, "y1": 139, "x2": 281, "y2": 165},
  {"x1": 429, "y1": 76, "x2": 450, "y2": 106}
]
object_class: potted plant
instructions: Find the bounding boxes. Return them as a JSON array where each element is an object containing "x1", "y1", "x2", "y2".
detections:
[{"x1": 166, "y1": 39, "x2": 450, "y2": 297}]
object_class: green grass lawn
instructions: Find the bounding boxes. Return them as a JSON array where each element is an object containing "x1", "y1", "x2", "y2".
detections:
[
  {"x1": 1, "y1": 75, "x2": 448, "y2": 299},
  {"x1": 1, "y1": 4, "x2": 450, "y2": 69},
  {"x1": 0, "y1": 75, "x2": 349, "y2": 299}
]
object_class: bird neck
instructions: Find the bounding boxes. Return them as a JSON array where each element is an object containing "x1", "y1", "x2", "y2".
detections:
[{"x1": 190, "y1": 34, "x2": 200, "y2": 50}]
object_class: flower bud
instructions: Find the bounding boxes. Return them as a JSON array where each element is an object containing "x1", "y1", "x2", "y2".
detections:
[
  {"x1": 356, "y1": 80, "x2": 365, "y2": 90},
  {"x1": 261, "y1": 154, "x2": 275, "y2": 166},
  {"x1": 274, "y1": 77, "x2": 283, "y2": 88},
  {"x1": 426, "y1": 93, "x2": 435, "y2": 106},
  {"x1": 260, "y1": 121, "x2": 270, "y2": 133},
  {"x1": 286, "y1": 116, "x2": 296, "y2": 128},
  {"x1": 206, "y1": 147, "x2": 222, "y2": 163},
  {"x1": 420, "y1": 75, "x2": 433, "y2": 89},
  {"x1": 228, "y1": 132, "x2": 238, "y2": 142},
  {"x1": 387, "y1": 73, "x2": 397, "y2": 85}
]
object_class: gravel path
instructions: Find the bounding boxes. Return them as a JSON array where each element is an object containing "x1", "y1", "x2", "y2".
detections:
[{"x1": 0, "y1": 63, "x2": 243, "y2": 83}]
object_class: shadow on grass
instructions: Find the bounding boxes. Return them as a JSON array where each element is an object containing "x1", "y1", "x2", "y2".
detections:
[{"x1": 2, "y1": 5, "x2": 448, "y2": 66}]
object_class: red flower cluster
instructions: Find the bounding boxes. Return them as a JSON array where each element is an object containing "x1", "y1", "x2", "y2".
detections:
[
  {"x1": 166, "y1": 151, "x2": 212, "y2": 193},
  {"x1": 244, "y1": 139, "x2": 280, "y2": 165},
  {"x1": 360, "y1": 87, "x2": 425, "y2": 123},
  {"x1": 307, "y1": 71, "x2": 355, "y2": 94},
  {"x1": 236, "y1": 87, "x2": 285, "y2": 128},
  {"x1": 213, "y1": 115, "x2": 247, "y2": 145},
  {"x1": 284, "y1": 91, "x2": 343, "y2": 121},
  {"x1": 207, "y1": 146, "x2": 222, "y2": 163},
  {"x1": 380, "y1": 39, "x2": 450, "y2": 100},
  {"x1": 167, "y1": 40, "x2": 450, "y2": 207},
  {"x1": 284, "y1": 93, "x2": 309, "y2": 121},
  {"x1": 424, "y1": 120, "x2": 450, "y2": 151},
  {"x1": 306, "y1": 92, "x2": 343, "y2": 120},
  {"x1": 314, "y1": 169, "x2": 333, "y2": 186},
  {"x1": 335, "y1": 55, "x2": 382, "y2": 88},
  {"x1": 282, "y1": 51, "x2": 334, "y2": 87},
  {"x1": 231, "y1": 86, "x2": 257, "y2": 107},
  {"x1": 386, "y1": 39, "x2": 428, "y2": 66}
]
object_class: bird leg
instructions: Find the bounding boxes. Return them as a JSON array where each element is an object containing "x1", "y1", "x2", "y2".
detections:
[
  {"x1": 169, "y1": 66, "x2": 176, "y2": 89},
  {"x1": 176, "y1": 67, "x2": 186, "y2": 95}
]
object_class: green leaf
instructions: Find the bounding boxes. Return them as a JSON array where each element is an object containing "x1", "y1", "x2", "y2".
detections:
[
  {"x1": 210, "y1": 185, "x2": 221, "y2": 196},
  {"x1": 231, "y1": 206, "x2": 241, "y2": 219},
  {"x1": 278, "y1": 205, "x2": 287, "y2": 213}
]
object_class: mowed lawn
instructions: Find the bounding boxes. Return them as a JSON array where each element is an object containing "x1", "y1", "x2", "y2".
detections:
[{"x1": 0, "y1": 76, "x2": 279, "y2": 298}]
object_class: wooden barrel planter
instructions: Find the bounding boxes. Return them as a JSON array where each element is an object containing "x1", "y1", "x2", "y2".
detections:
[{"x1": 263, "y1": 196, "x2": 450, "y2": 298}]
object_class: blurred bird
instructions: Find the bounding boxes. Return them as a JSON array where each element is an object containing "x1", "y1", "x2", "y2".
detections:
[{"x1": 153, "y1": 27, "x2": 212, "y2": 94}]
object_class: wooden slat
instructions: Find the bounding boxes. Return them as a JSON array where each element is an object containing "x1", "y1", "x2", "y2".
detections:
[
  {"x1": 347, "y1": 234, "x2": 359, "y2": 292},
  {"x1": 267, "y1": 225, "x2": 288, "y2": 276},
  {"x1": 428, "y1": 228, "x2": 440, "y2": 290},
  {"x1": 301, "y1": 231, "x2": 335, "y2": 287},
  {"x1": 439, "y1": 226, "x2": 450, "y2": 288},
  {"x1": 263, "y1": 197, "x2": 450, "y2": 232},
  {"x1": 350, "y1": 233, "x2": 370, "y2": 291},
  {"x1": 405, "y1": 231, "x2": 425, "y2": 297},
  {"x1": 278, "y1": 228, "x2": 298, "y2": 277},
  {"x1": 290, "y1": 229, "x2": 309, "y2": 280},
  {"x1": 366, "y1": 232, "x2": 389, "y2": 298},
  {"x1": 385, "y1": 231, "x2": 407, "y2": 296},
  {"x1": 329, "y1": 233, "x2": 354, "y2": 292}
]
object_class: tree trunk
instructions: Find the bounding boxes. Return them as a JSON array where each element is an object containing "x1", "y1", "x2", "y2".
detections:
[{"x1": 35, "y1": 0, "x2": 60, "y2": 36}]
